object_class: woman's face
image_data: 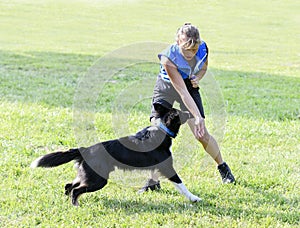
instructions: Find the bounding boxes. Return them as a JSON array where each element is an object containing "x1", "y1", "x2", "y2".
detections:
[{"x1": 178, "y1": 35, "x2": 199, "y2": 61}]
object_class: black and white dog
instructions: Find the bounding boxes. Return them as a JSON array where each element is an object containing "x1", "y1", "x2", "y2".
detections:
[{"x1": 31, "y1": 107, "x2": 201, "y2": 206}]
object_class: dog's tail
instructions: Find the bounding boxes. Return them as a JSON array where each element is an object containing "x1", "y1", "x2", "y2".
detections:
[{"x1": 30, "y1": 148, "x2": 82, "y2": 168}]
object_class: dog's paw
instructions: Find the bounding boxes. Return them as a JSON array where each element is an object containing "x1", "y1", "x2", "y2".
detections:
[
  {"x1": 138, "y1": 179, "x2": 161, "y2": 194},
  {"x1": 189, "y1": 194, "x2": 202, "y2": 202}
]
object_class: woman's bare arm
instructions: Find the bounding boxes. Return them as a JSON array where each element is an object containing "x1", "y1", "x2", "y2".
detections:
[{"x1": 161, "y1": 56, "x2": 205, "y2": 137}]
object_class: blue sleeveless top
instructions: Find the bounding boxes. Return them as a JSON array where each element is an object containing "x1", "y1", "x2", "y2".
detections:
[{"x1": 158, "y1": 41, "x2": 208, "y2": 81}]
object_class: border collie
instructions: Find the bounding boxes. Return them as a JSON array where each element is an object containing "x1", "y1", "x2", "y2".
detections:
[{"x1": 31, "y1": 107, "x2": 201, "y2": 206}]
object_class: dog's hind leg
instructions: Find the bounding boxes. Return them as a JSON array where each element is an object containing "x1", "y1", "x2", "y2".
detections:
[
  {"x1": 65, "y1": 182, "x2": 80, "y2": 196},
  {"x1": 71, "y1": 178, "x2": 108, "y2": 206},
  {"x1": 65, "y1": 183, "x2": 73, "y2": 195},
  {"x1": 71, "y1": 185, "x2": 87, "y2": 206},
  {"x1": 65, "y1": 175, "x2": 81, "y2": 196}
]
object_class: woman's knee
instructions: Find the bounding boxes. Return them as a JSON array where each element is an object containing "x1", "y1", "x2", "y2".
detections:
[
  {"x1": 195, "y1": 130, "x2": 210, "y2": 144},
  {"x1": 188, "y1": 119, "x2": 211, "y2": 143}
]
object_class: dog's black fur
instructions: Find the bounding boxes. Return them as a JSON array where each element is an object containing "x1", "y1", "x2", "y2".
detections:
[{"x1": 31, "y1": 107, "x2": 192, "y2": 206}]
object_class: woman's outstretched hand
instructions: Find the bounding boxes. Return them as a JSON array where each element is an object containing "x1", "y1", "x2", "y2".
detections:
[{"x1": 194, "y1": 116, "x2": 205, "y2": 138}]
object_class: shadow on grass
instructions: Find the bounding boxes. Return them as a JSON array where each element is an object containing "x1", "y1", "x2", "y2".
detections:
[
  {"x1": 96, "y1": 187, "x2": 299, "y2": 225},
  {"x1": 1, "y1": 50, "x2": 299, "y2": 121}
]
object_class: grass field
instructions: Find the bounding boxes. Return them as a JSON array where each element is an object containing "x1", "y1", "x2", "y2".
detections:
[{"x1": 1, "y1": 0, "x2": 299, "y2": 227}]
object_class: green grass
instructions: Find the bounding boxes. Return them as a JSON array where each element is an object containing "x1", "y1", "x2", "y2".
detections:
[{"x1": 1, "y1": 0, "x2": 299, "y2": 227}]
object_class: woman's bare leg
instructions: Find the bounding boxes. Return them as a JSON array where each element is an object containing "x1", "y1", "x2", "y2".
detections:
[{"x1": 187, "y1": 119, "x2": 223, "y2": 164}]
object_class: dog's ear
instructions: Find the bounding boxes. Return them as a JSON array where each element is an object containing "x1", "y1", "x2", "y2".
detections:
[
  {"x1": 178, "y1": 110, "x2": 191, "y2": 124},
  {"x1": 153, "y1": 103, "x2": 171, "y2": 117}
]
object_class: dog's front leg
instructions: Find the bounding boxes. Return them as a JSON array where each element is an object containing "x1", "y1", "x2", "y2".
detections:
[
  {"x1": 169, "y1": 175, "x2": 201, "y2": 202},
  {"x1": 173, "y1": 182, "x2": 201, "y2": 202},
  {"x1": 163, "y1": 168, "x2": 202, "y2": 202}
]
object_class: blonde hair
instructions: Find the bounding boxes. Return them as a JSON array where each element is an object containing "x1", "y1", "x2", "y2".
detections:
[{"x1": 176, "y1": 23, "x2": 201, "y2": 49}]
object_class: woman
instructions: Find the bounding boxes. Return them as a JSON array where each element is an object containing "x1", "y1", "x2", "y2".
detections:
[{"x1": 140, "y1": 23, "x2": 235, "y2": 193}]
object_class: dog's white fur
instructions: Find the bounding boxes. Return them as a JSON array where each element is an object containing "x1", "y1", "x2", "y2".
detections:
[
  {"x1": 173, "y1": 183, "x2": 201, "y2": 202},
  {"x1": 30, "y1": 157, "x2": 40, "y2": 168}
]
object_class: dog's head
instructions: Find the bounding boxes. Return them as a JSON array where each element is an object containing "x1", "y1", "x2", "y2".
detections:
[{"x1": 160, "y1": 108, "x2": 191, "y2": 137}]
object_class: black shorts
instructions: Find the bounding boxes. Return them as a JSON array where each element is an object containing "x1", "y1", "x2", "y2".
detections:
[{"x1": 150, "y1": 75, "x2": 205, "y2": 119}]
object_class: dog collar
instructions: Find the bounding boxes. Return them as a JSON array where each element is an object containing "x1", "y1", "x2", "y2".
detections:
[{"x1": 159, "y1": 122, "x2": 176, "y2": 138}]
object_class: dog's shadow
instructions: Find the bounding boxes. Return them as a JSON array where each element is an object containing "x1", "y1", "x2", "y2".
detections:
[
  {"x1": 85, "y1": 189, "x2": 207, "y2": 214},
  {"x1": 81, "y1": 183, "x2": 299, "y2": 226}
]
